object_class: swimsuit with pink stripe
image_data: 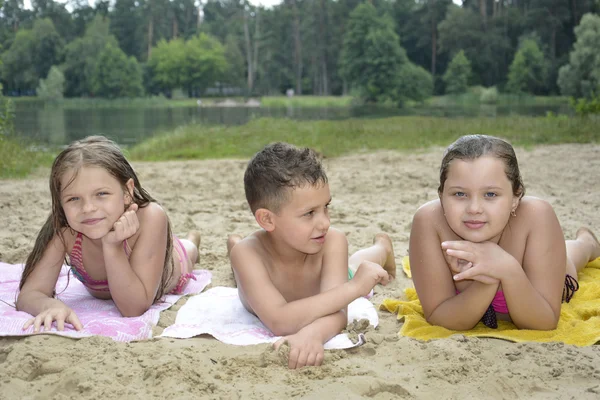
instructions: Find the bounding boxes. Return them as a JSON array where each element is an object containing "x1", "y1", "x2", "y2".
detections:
[{"x1": 69, "y1": 232, "x2": 196, "y2": 294}]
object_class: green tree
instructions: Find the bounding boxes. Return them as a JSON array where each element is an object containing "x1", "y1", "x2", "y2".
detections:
[
  {"x1": 37, "y1": 65, "x2": 64, "y2": 100},
  {"x1": 62, "y1": 15, "x2": 119, "y2": 97},
  {"x1": 557, "y1": 13, "x2": 600, "y2": 98},
  {"x1": 506, "y1": 38, "x2": 548, "y2": 94},
  {"x1": 340, "y1": 2, "x2": 408, "y2": 103},
  {"x1": 32, "y1": 18, "x2": 64, "y2": 83},
  {"x1": 92, "y1": 43, "x2": 143, "y2": 98},
  {"x1": 1, "y1": 29, "x2": 37, "y2": 93},
  {"x1": 397, "y1": 63, "x2": 433, "y2": 104},
  {"x1": 438, "y1": 6, "x2": 510, "y2": 88},
  {"x1": 183, "y1": 33, "x2": 228, "y2": 96},
  {"x1": 147, "y1": 38, "x2": 186, "y2": 93},
  {"x1": 224, "y1": 34, "x2": 246, "y2": 88},
  {"x1": 110, "y1": 0, "x2": 144, "y2": 59},
  {"x1": 443, "y1": 50, "x2": 471, "y2": 94}
]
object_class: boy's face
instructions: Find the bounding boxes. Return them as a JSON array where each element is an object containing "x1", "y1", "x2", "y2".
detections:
[{"x1": 272, "y1": 182, "x2": 331, "y2": 254}]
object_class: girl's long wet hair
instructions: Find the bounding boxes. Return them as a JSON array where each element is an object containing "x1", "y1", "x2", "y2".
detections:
[
  {"x1": 19, "y1": 136, "x2": 174, "y2": 303},
  {"x1": 438, "y1": 134, "x2": 525, "y2": 199}
]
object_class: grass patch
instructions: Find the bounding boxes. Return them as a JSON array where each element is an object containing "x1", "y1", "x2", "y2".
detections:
[
  {"x1": 428, "y1": 93, "x2": 569, "y2": 107},
  {"x1": 0, "y1": 136, "x2": 55, "y2": 179},
  {"x1": 12, "y1": 95, "x2": 356, "y2": 110},
  {"x1": 129, "y1": 115, "x2": 599, "y2": 161},
  {"x1": 260, "y1": 96, "x2": 355, "y2": 108},
  {"x1": 3, "y1": 115, "x2": 597, "y2": 179}
]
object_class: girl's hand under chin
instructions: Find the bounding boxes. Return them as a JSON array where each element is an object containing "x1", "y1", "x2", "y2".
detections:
[
  {"x1": 101, "y1": 203, "x2": 140, "y2": 246},
  {"x1": 442, "y1": 240, "x2": 520, "y2": 285}
]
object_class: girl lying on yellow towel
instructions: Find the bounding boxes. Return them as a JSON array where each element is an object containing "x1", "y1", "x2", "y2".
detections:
[{"x1": 409, "y1": 134, "x2": 600, "y2": 331}]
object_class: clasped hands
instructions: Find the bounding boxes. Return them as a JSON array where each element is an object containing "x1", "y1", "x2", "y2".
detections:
[{"x1": 442, "y1": 240, "x2": 519, "y2": 285}]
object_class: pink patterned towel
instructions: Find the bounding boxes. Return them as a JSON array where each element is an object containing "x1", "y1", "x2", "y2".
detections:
[
  {"x1": 0, "y1": 262, "x2": 211, "y2": 342},
  {"x1": 160, "y1": 286, "x2": 378, "y2": 349}
]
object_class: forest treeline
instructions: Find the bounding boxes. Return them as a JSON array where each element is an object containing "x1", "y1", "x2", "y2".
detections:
[{"x1": 1, "y1": 0, "x2": 599, "y2": 104}]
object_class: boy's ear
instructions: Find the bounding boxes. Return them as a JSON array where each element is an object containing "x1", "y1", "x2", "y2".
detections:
[{"x1": 255, "y1": 208, "x2": 276, "y2": 232}]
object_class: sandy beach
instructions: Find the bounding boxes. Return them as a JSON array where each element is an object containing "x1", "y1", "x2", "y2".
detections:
[{"x1": 1, "y1": 144, "x2": 599, "y2": 399}]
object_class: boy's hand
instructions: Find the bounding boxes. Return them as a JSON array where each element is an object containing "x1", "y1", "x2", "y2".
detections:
[
  {"x1": 274, "y1": 331, "x2": 325, "y2": 369},
  {"x1": 23, "y1": 304, "x2": 83, "y2": 332},
  {"x1": 102, "y1": 203, "x2": 139, "y2": 246},
  {"x1": 351, "y1": 260, "x2": 390, "y2": 297}
]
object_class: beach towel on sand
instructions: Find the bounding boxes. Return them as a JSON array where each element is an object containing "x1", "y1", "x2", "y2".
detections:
[
  {"x1": 160, "y1": 286, "x2": 378, "y2": 349},
  {"x1": 0, "y1": 262, "x2": 211, "y2": 342},
  {"x1": 381, "y1": 256, "x2": 600, "y2": 346}
]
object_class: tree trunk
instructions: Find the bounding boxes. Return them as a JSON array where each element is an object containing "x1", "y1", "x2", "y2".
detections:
[
  {"x1": 252, "y1": 8, "x2": 260, "y2": 90},
  {"x1": 243, "y1": 8, "x2": 254, "y2": 93},
  {"x1": 172, "y1": 16, "x2": 179, "y2": 39},
  {"x1": 430, "y1": 0, "x2": 437, "y2": 76},
  {"x1": 291, "y1": 0, "x2": 303, "y2": 95},
  {"x1": 480, "y1": 0, "x2": 487, "y2": 27},
  {"x1": 319, "y1": 0, "x2": 329, "y2": 95},
  {"x1": 147, "y1": 17, "x2": 154, "y2": 59}
]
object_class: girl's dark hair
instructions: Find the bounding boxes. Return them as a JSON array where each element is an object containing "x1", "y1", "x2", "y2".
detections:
[
  {"x1": 20, "y1": 136, "x2": 173, "y2": 303},
  {"x1": 438, "y1": 134, "x2": 525, "y2": 198}
]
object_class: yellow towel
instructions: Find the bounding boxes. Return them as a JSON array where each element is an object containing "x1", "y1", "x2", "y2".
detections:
[{"x1": 380, "y1": 256, "x2": 600, "y2": 346}]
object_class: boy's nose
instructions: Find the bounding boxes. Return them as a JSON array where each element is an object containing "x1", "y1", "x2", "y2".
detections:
[{"x1": 318, "y1": 213, "x2": 330, "y2": 231}]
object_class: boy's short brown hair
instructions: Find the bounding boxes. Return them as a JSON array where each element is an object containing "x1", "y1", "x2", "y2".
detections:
[{"x1": 244, "y1": 142, "x2": 328, "y2": 214}]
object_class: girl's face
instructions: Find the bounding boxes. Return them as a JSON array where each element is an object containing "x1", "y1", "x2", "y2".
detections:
[
  {"x1": 60, "y1": 166, "x2": 134, "y2": 240},
  {"x1": 440, "y1": 156, "x2": 519, "y2": 243}
]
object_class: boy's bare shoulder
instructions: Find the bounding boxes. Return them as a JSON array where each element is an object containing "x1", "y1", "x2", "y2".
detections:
[
  {"x1": 325, "y1": 227, "x2": 347, "y2": 241},
  {"x1": 229, "y1": 231, "x2": 267, "y2": 270}
]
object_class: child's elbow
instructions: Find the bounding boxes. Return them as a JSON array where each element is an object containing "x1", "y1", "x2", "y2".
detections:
[
  {"x1": 426, "y1": 314, "x2": 477, "y2": 331},
  {"x1": 267, "y1": 318, "x2": 298, "y2": 337}
]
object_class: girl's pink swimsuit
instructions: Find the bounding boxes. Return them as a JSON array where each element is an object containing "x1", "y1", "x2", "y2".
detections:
[
  {"x1": 472, "y1": 275, "x2": 579, "y2": 328},
  {"x1": 69, "y1": 232, "x2": 196, "y2": 294}
]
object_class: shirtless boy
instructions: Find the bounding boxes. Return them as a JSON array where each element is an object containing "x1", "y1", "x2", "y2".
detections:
[{"x1": 227, "y1": 142, "x2": 395, "y2": 369}]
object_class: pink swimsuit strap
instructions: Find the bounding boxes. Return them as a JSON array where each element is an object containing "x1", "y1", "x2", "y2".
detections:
[{"x1": 69, "y1": 233, "x2": 195, "y2": 294}]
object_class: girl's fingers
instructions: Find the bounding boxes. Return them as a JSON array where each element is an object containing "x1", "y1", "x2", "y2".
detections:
[
  {"x1": 43, "y1": 313, "x2": 53, "y2": 332},
  {"x1": 445, "y1": 249, "x2": 473, "y2": 261},
  {"x1": 67, "y1": 312, "x2": 83, "y2": 331},
  {"x1": 23, "y1": 318, "x2": 34, "y2": 330}
]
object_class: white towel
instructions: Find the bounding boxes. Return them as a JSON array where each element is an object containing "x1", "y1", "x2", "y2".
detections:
[{"x1": 160, "y1": 286, "x2": 378, "y2": 349}]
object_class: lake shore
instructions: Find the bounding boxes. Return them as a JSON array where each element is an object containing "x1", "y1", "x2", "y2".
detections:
[{"x1": 1, "y1": 144, "x2": 599, "y2": 399}]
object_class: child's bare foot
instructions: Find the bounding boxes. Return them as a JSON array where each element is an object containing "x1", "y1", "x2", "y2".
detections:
[
  {"x1": 576, "y1": 227, "x2": 600, "y2": 261},
  {"x1": 227, "y1": 234, "x2": 243, "y2": 257},
  {"x1": 374, "y1": 233, "x2": 397, "y2": 279}
]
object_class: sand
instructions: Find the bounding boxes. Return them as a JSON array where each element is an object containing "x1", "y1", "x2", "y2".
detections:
[{"x1": 1, "y1": 144, "x2": 599, "y2": 399}]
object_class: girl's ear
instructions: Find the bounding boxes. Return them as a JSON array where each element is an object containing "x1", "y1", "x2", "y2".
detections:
[
  {"x1": 511, "y1": 196, "x2": 520, "y2": 214},
  {"x1": 255, "y1": 208, "x2": 275, "y2": 232},
  {"x1": 124, "y1": 178, "x2": 135, "y2": 202}
]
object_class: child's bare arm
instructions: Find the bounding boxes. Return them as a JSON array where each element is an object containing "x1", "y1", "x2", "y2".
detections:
[
  {"x1": 231, "y1": 230, "x2": 380, "y2": 336},
  {"x1": 499, "y1": 199, "x2": 564, "y2": 329},
  {"x1": 17, "y1": 234, "x2": 83, "y2": 331},
  {"x1": 410, "y1": 203, "x2": 499, "y2": 330},
  {"x1": 103, "y1": 203, "x2": 168, "y2": 316}
]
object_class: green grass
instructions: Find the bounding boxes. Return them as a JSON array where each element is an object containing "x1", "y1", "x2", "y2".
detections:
[
  {"x1": 12, "y1": 95, "x2": 356, "y2": 109},
  {"x1": 128, "y1": 116, "x2": 599, "y2": 161},
  {"x1": 260, "y1": 96, "x2": 355, "y2": 108},
  {"x1": 428, "y1": 92, "x2": 569, "y2": 107},
  {"x1": 0, "y1": 136, "x2": 55, "y2": 179},
  {"x1": 2, "y1": 115, "x2": 597, "y2": 179}
]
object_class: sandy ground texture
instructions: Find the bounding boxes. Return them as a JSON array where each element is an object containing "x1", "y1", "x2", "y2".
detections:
[{"x1": 1, "y1": 144, "x2": 599, "y2": 399}]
